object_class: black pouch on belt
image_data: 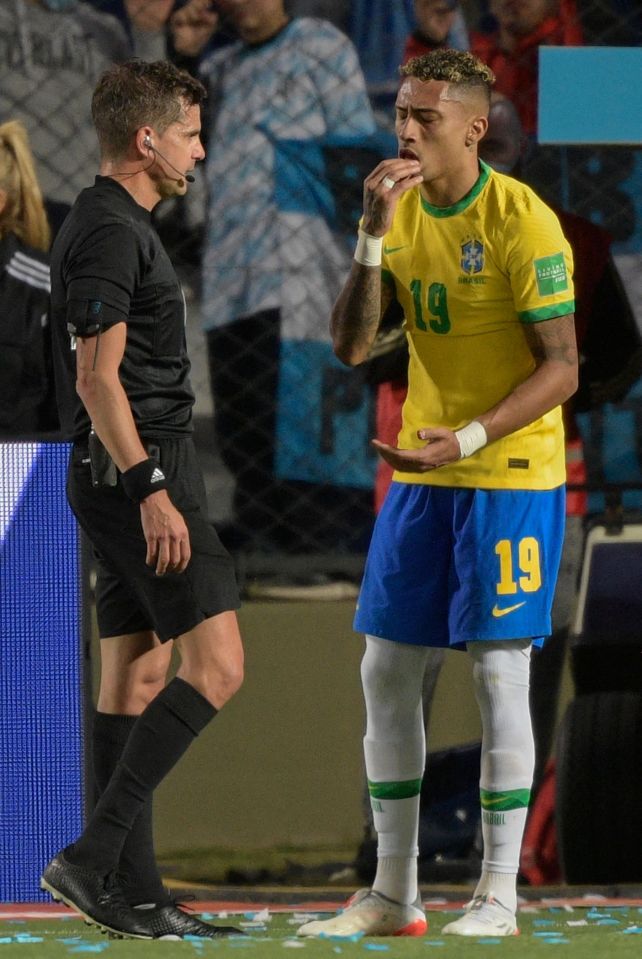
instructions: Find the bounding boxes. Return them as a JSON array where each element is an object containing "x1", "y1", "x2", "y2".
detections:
[{"x1": 88, "y1": 428, "x2": 118, "y2": 487}]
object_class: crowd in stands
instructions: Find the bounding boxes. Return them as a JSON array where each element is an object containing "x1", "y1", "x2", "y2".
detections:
[{"x1": 4, "y1": 1, "x2": 639, "y2": 232}]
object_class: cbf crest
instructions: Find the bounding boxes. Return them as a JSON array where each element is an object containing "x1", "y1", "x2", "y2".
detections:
[{"x1": 461, "y1": 237, "x2": 484, "y2": 274}]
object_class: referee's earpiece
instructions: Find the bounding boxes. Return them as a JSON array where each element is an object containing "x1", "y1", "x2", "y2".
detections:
[{"x1": 140, "y1": 133, "x2": 195, "y2": 183}]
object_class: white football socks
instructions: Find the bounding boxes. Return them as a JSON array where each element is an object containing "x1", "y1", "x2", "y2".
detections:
[
  {"x1": 361, "y1": 635, "x2": 432, "y2": 905},
  {"x1": 468, "y1": 640, "x2": 534, "y2": 915}
]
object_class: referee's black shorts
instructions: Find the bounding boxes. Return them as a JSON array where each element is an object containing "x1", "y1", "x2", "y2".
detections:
[{"x1": 67, "y1": 437, "x2": 240, "y2": 642}]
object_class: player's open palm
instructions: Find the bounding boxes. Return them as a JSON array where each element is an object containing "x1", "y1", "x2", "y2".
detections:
[{"x1": 372, "y1": 427, "x2": 461, "y2": 472}]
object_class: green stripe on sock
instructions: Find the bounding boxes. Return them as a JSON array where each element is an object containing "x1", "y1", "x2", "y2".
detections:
[
  {"x1": 480, "y1": 788, "x2": 531, "y2": 811},
  {"x1": 367, "y1": 778, "x2": 422, "y2": 800}
]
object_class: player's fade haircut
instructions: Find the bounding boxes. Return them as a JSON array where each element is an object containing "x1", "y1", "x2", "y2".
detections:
[
  {"x1": 92, "y1": 59, "x2": 207, "y2": 160},
  {"x1": 400, "y1": 50, "x2": 495, "y2": 107}
]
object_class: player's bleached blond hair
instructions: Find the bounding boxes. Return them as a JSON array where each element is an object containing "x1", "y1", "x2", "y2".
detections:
[{"x1": 400, "y1": 49, "x2": 495, "y2": 105}]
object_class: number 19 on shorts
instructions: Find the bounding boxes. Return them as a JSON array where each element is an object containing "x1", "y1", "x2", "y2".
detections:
[{"x1": 495, "y1": 537, "x2": 542, "y2": 595}]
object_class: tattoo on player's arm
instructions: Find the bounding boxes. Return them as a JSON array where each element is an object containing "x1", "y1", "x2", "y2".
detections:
[
  {"x1": 363, "y1": 195, "x2": 388, "y2": 236},
  {"x1": 333, "y1": 265, "x2": 382, "y2": 348},
  {"x1": 356, "y1": 270, "x2": 384, "y2": 342},
  {"x1": 525, "y1": 313, "x2": 578, "y2": 366}
]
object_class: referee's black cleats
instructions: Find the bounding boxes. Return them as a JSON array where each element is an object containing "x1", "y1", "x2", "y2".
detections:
[
  {"x1": 133, "y1": 902, "x2": 245, "y2": 939},
  {"x1": 40, "y1": 852, "x2": 153, "y2": 939}
]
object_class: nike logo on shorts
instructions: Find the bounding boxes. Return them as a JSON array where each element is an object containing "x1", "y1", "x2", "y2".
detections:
[{"x1": 492, "y1": 601, "x2": 526, "y2": 618}]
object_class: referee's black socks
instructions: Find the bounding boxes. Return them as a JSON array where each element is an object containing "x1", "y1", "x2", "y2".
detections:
[
  {"x1": 68, "y1": 678, "x2": 216, "y2": 876},
  {"x1": 91, "y1": 711, "x2": 167, "y2": 905}
]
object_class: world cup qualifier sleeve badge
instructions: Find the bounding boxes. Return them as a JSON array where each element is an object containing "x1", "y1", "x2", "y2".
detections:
[
  {"x1": 461, "y1": 237, "x2": 485, "y2": 275},
  {"x1": 533, "y1": 252, "x2": 569, "y2": 296}
]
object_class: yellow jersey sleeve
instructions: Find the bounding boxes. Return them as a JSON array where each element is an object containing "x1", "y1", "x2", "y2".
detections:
[{"x1": 502, "y1": 189, "x2": 575, "y2": 324}]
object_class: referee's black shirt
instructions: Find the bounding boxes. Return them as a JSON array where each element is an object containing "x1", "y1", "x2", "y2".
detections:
[{"x1": 51, "y1": 176, "x2": 195, "y2": 443}]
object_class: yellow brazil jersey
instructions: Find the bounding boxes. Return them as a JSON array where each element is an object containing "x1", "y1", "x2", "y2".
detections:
[{"x1": 381, "y1": 160, "x2": 575, "y2": 490}]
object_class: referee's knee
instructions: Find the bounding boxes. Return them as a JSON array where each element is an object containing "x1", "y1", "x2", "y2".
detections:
[
  {"x1": 213, "y1": 655, "x2": 244, "y2": 705},
  {"x1": 175, "y1": 612, "x2": 245, "y2": 708},
  {"x1": 179, "y1": 655, "x2": 244, "y2": 709}
]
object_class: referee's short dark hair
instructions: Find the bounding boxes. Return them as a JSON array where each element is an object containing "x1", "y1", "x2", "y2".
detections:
[{"x1": 92, "y1": 59, "x2": 207, "y2": 160}]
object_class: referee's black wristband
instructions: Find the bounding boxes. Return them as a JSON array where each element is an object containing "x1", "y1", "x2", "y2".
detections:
[{"x1": 120, "y1": 457, "x2": 168, "y2": 503}]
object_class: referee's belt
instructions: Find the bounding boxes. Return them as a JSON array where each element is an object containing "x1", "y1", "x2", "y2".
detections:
[{"x1": 71, "y1": 441, "x2": 161, "y2": 464}]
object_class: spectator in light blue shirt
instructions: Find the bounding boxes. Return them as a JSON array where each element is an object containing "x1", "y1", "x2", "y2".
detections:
[{"x1": 172, "y1": 0, "x2": 376, "y2": 554}]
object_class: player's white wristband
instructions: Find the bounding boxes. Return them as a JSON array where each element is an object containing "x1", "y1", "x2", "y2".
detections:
[
  {"x1": 455, "y1": 421, "x2": 487, "y2": 459},
  {"x1": 354, "y1": 229, "x2": 383, "y2": 267}
]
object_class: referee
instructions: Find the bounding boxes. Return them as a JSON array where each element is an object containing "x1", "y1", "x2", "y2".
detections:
[{"x1": 41, "y1": 60, "x2": 244, "y2": 940}]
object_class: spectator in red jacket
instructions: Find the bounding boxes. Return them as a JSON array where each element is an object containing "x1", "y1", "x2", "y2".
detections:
[{"x1": 471, "y1": 0, "x2": 583, "y2": 138}]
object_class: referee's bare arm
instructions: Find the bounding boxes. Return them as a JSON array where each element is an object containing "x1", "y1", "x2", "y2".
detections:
[
  {"x1": 76, "y1": 323, "x2": 191, "y2": 576},
  {"x1": 331, "y1": 157, "x2": 422, "y2": 365}
]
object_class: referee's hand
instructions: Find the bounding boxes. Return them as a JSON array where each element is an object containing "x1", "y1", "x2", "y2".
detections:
[{"x1": 140, "y1": 490, "x2": 191, "y2": 575}]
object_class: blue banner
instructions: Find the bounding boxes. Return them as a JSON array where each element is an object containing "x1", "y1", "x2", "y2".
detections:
[
  {"x1": 272, "y1": 131, "x2": 395, "y2": 488},
  {"x1": 276, "y1": 339, "x2": 377, "y2": 488},
  {"x1": 0, "y1": 443, "x2": 85, "y2": 901}
]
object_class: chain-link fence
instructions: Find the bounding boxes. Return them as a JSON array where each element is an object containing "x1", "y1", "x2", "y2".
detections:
[{"x1": 2, "y1": 0, "x2": 641, "y2": 591}]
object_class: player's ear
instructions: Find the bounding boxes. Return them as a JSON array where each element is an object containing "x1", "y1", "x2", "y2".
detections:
[{"x1": 466, "y1": 115, "x2": 488, "y2": 148}]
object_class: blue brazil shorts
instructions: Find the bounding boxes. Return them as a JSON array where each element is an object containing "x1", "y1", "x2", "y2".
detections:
[
  {"x1": 67, "y1": 437, "x2": 240, "y2": 642},
  {"x1": 354, "y1": 482, "x2": 565, "y2": 649}
]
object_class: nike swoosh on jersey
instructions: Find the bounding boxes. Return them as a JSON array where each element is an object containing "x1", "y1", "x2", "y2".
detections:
[
  {"x1": 491, "y1": 601, "x2": 526, "y2": 618},
  {"x1": 383, "y1": 245, "x2": 406, "y2": 254}
]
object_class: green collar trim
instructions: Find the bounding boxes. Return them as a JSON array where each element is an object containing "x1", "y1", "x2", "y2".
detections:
[{"x1": 420, "y1": 161, "x2": 490, "y2": 218}]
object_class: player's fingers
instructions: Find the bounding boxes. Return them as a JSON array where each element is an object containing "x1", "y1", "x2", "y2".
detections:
[
  {"x1": 364, "y1": 160, "x2": 394, "y2": 183},
  {"x1": 365, "y1": 160, "x2": 421, "y2": 191},
  {"x1": 372, "y1": 439, "x2": 419, "y2": 458},
  {"x1": 371, "y1": 439, "x2": 410, "y2": 467},
  {"x1": 395, "y1": 173, "x2": 424, "y2": 193},
  {"x1": 417, "y1": 427, "x2": 441, "y2": 441},
  {"x1": 371, "y1": 438, "x2": 394, "y2": 454},
  {"x1": 377, "y1": 164, "x2": 422, "y2": 190},
  {"x1": 371, "y1": 439, "x2": 434, "y2": 472}
]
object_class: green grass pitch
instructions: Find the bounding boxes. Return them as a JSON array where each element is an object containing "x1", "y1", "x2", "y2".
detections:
[{"x1": 1, "y1": 905, "x2": 641, "y2": 957}]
